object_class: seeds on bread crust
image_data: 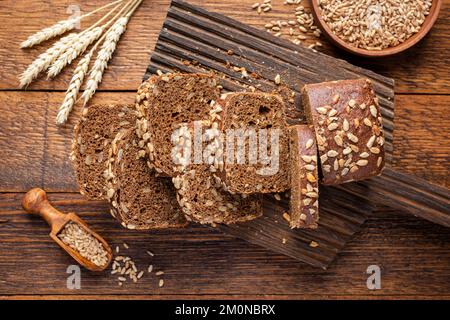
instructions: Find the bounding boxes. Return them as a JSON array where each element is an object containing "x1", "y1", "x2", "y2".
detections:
[
  {"x1": 302, "y1": 78, "x2": 385, "y2": 185},
  {"x1": 288, "y1": 125, "x2": 319, "y2": 229}
]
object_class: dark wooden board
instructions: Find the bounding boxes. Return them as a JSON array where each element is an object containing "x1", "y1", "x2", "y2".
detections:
[
  {"x1": 142, "y1": 0, "x2": 395, "y2": 268},
  {"x1": 337, "y1": 168, "x2": 450, "y2": 228}
]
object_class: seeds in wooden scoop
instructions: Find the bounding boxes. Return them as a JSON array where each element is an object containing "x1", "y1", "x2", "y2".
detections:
[
  {"x1": 319, "y1": 0, "x2": 433, "y2": 50},
  {"x1": 58, "y1": 222, "x2": 108, "y2": 267}
]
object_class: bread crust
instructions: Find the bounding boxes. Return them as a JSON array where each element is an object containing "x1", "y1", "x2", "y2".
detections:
[
  {"x1": 302, "y1": 78, "x2": 385, "y2": 185},
  {"x1": 288, "y1": 125, "x2": 319, "y2": 229}
]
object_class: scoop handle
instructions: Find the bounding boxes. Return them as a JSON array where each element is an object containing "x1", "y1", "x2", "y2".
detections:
[{"x1": 22, "y1": 188, "x2": 67, "y2": 230}]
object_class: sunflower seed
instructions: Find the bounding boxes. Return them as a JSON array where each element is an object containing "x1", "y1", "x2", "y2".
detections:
[{"x1": 356, "y1": 159, "x2": 369, "y2": 167}]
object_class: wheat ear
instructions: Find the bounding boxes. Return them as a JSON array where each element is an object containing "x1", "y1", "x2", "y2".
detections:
[
  {"x1": 20, "y1": 0, "x2": 124, "y2": 49},
  {"x1": 56, "y1": 50, "x2": 94, "y2": 125},
  {"x1": 81, "y1": 17, "x2": 129, "y2": 106},
  {"x1": 20, "y1": 18, "x2": 79, "y2": 49},
  {"x1": 47, "y1": 27, "x2": 103, "y2": 78},
  {"x1": 19, "y1": 33, "x2": 78, "y2": 88}
]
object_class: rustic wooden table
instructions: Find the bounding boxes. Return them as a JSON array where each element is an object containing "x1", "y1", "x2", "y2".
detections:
[{"x1": 0, "y1": 0, "x2": 449, "y2": 300}]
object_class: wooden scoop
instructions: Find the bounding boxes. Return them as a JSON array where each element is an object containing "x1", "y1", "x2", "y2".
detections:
[{"x1": 22, "y1": 188, "x2": 112, "y2": 272}]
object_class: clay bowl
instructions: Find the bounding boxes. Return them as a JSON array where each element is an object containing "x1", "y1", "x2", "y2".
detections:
[{"x1": 310, "y1": 0, "x2": 442, "y2": 57}]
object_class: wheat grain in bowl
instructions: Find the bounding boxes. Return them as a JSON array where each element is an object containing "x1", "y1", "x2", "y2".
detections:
[{"x1": 318, "y1": 0, "x2": 433, "y2": 51}]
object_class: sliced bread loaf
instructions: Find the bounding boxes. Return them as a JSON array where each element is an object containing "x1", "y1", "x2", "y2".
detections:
[
  {"x1": 218, "y1": 92, "x2": 290, "y2": 194},
  {"x1": 288, "y1": 125, "x2": 319, "y2": 229},
  {"x1": 105, "y1": 129, "x2": 187, "y2": 230},
  {"x1": 135, "y1": 73, "x2": 221, "y2": 177},
  {"x1": 71, "y1": 104, "x2": 136, "y2": 200}
]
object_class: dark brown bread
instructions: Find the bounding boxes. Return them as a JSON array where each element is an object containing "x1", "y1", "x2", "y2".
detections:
[
  {"x1": 171, "y1": 119, "x2": 263, "y2": 226},
  {"x1": 135, "y1": 73, "x2": 221, "y2": 177},
  {"x1": 302, "y1": 78, "x2": 385, "y2": 185},
  {"x1": 219, "y1": 92, "x2": 290, "y2": 194},
  {"x1": 288, "y1": 125, "x2": 319, "y2": 229},
  {"x1": 71, "y1": 104, "x2": 136, "y2": 200},
  {"x1": 105, "y1": 129, "x2": 187, "y2": 230},
  {"x1": 173, "y1": 167, "x2": 263, "y2": 226}
]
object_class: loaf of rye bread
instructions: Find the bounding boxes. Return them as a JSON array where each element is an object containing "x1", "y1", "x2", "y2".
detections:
[
  {"x1": 71, "y1": 105, "x2": 136, "y2": 200},
  {"x1": 218, "y1": 92, "x2": 290, "y2": 194},
  {"x1": 288, "y1": 125, "x2": 319, "y2": 229},
  {"x1": 171, "y1": 119, "x2": 263, "y2": 226},
  {"x1": 105, "y1": 129, "x2": 187, "y2": 230},
  {"x1": 302, "y1": 78, "x2": 385, "y2": 185},
  {"x1": 135, "y1": 73, "x2": 221, "y2": 177}
]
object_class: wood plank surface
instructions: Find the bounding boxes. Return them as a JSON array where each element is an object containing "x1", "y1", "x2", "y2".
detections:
[
  {"x1": 0, "y1": 0, "x2": 449, "y2": 94},
  {"x1": 0, "y1": 0, "x2": 449, "y2": 299},
  {"x1": 0, "y1": 193, "x2": 449, "y2": 298}
]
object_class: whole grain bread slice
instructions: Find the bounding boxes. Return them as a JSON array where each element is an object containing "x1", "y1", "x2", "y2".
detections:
[
  {"x1": 71, "y1": 104, "x2": 136, "y2": 200},
  {"x1": 219, "y1": 92, "x2": 290, "y2": 194},
  {"x1": 171, "y1": 119, "x2": 263, "y2": 226},
  {"x1": 288, "y1": 125, "x2": 319, "y2": 229},
  {"x1": 135, "y1": 73, "x2": 221, "y2": 177},
  {"x1": 105, "y1": 129, "x2": 187, "y2": 230}
]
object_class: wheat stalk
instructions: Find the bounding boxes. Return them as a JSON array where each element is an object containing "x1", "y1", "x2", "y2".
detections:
[
  {"x1": 47, "y1": 27, "x2": 103, "y2": 78},
  {"x1": 56, "y1": 50, "x2": 94, "y2": 125},
  {"x1": 20, "y1": 0, "x2": 124, "y2": 49},
  {"x1": 20, "y1": 18, "x2": 79, "y2": 49},
  {"x1": 19, "y1": 33, "x2": 78, "y2": 88},
  {"x1": 81, "y1": 16, "x2": 129, "y2": 106}
]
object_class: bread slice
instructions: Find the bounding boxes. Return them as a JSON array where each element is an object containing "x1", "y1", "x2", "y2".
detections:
[
  {"x1": 218, "y1": 92, "x2": 290, "y2": 194},
  {"x1": 171, "y1": 119, "x2": 263, "y2": 226},
  {"x1": 71, "y1": 104, "x2": 136, "y2": 200},
  {"x1": 135, "y1": 73, "x2": 221, "y2": 177},
  {"x1": 288, "y1": 125, "x2": 319, "y2": 229},
  {"x1": 302, "y1": 78, "x2": 385, "y2": 185},
  {"x1": 173, "y1": 167, "x2": 262, "y2": 226},
  {"x1": 105, "y1": 129, "x2": 187, "y2": 230}
]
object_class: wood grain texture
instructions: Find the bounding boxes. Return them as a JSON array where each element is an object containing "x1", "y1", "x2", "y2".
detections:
[
  {"x1": 337, "y1": 168, "x2": 450, "y2": 227},
  {"x1": 0, "y1": 0, "x2": 449, "y2": 94},
  {"x1": 0, "y1": 0, "x2": 449, "y2": 299},
  {"x1": 0, "y1": 193, "x2": 449, "y2": 298},
  {"x1": 392, "y1": 94, "x2": 450, "y2": 187}
]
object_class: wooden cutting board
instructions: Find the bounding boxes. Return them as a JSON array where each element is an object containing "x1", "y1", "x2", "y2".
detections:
[{"x1": 143, "y1": 0, "x2": 395, "y2": 269}]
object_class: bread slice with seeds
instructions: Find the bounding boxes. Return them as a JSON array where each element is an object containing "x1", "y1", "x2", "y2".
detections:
[
  {"x1": 105, "y1": 129, "x2": 187, "y2": 230},
  {"x1": 218, "y1": 92, "x2": 290, "y2": 194},
  {"x1": 171, "y1": 120, "x2": 262, "y2": 226},
  {"x1": 302, "y1": 78, "x2": 385, "y2": 185},
  {"x1": 71, "y1": 104, "x2": 136, "y2": 200},
  {"x1": 135, "y1": 73, "x2": 221, "y2": 177},
  {"x1": 288, "y1": 125, "x2": 319, "y2": 229},
  {"x1": 174, "y1": 167, "x2": 263, "y2": 226}
]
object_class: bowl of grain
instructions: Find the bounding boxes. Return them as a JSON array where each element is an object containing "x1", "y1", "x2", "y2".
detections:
[{"x1": 311, "y1": 0, "x2": 442, "y2": 57}]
